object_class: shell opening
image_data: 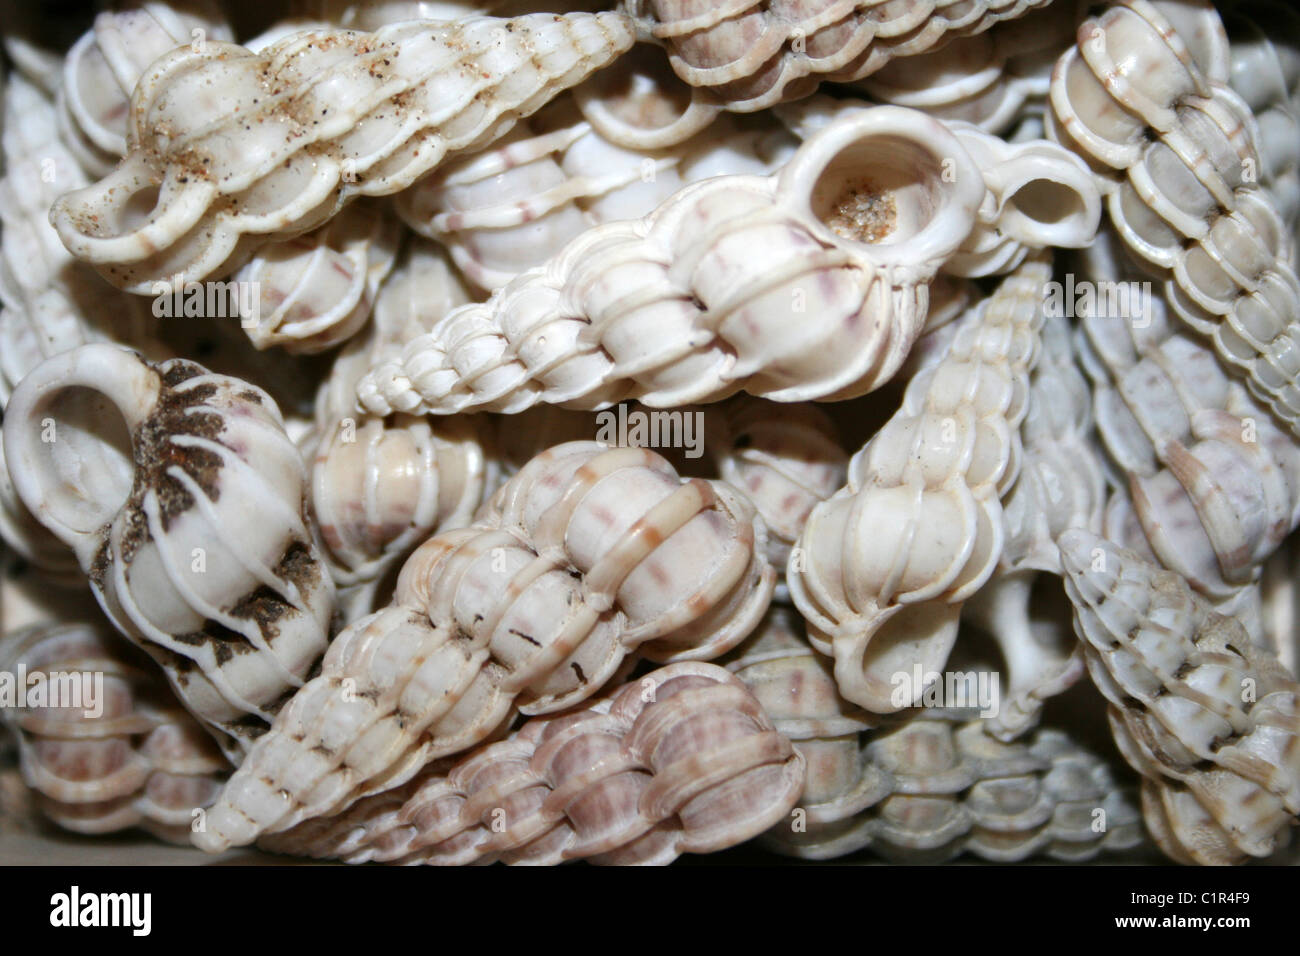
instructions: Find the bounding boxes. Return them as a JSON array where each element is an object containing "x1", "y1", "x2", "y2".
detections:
[{"x1": 1002, "y1": 178, "x2": 1092, "y2": 241}]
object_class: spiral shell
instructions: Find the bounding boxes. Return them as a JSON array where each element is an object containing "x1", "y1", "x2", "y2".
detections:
[
  {"x1": 621, "y1": 0, "x2": 1053, "y2": 113},
  {"x1": 2, "y1": 345, "x2": 336, "y2": 763},
  {"x1": 789, "y1": 258, "x2": 1048, "y2": 713},
  {"x1": 0, "y1": 622, "x2": 229, "y2": 843},
  {"x1": 357, "y1": 106, "x2": 987, "y2": 415},
  {"x1": 233, "y1": 200, "x2": 402, "y2": 354},
  {"x1": 192, "y1": 440, "x2": 773, "y2": 850},
  {"x1": 1048, "y1": 0, "x2": 1300, "y2": 438},
  {"x1": 48, "y1": 13, "x2": 638, "y2": 292},
  {"x1": 260, "y1": 661, "x2": 804, "y2": 864},
  {"x1": 1061, "y1": 529, "x2": 1300, "y2": 864}
]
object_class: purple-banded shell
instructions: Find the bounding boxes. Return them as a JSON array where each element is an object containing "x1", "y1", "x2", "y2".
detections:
[
  {"x1": 191, "y1": 440, "x2": 773, "y2": 851},
  {"x1": 48, "y1": 13, "x2": 637, "y2": 292},
  {"x1": 789, "y1": 258, "x2": 1049, "y2": 713},
  {"x1": 258, "y1": 661, "x2": 804, "y2": 864},
  {"x1": 2, "y1": 344, "x2": 336, "y2": 763},
  {"x1": 357, "y1": 107, "x2": 988, "y2": 415},
  {"x1": 622, "y1": 0, "x2": 1053, "y2": 113},
  {"x1": 0, "y1": 621, "x2": 229, "y2": 843},
  {"x1": 1061, "y1": 529, "x2": 1300, "y2": 865}
]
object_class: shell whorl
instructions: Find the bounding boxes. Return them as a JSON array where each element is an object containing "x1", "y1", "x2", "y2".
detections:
[
  {"x1": 258, "y1": 662, "x2": 804, "y2": 864},
  {"x1": 2, "y1": 345, "x2": 336, "y2": 763},
  {"x1": 48, "y1": 13, "x2": 638, "y2": 292},
  {"x1": 192, "y1": 441, "x2": 773, "y2": 851},
  {"x1": 0, "y1": 622, "x2": 229, "y2": 844},
  {"x1": 1060, "y1": 528, "x2": 1300, "y2": 864},
  {"x1": 789, "y1": 257, "x2": 1050, "y2": 713},
  {"x1": 357, "y1": 106, "x2": 988, "y2": 415},
  {"x1": 1048, "y1": 0, "x2": 1300, "y2": 438}
]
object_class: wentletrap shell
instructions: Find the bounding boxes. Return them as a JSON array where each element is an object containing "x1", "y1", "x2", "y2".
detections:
[{"x1": 2, "y1": 0, "x2": 1299, "y2": 868}]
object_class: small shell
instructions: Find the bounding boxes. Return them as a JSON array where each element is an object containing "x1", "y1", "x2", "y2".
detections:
[
  {"x1": 192, "y1": 441, "x2": 773, "y2": 851},
  {"x1": 357, "y1": 107, "x2": 987, "y2": 414},
  {"x1": 2, "y1": 345, "x2": 336, "y2": 763},
  {"x1": 1048, "y1": 0, "x2": 1300, "y2": 437},
  {"x1": 1060, "y1": 529, "x2": 1300, "y2": 864},
  {"x1": 621, "y1": 0, "x2": 1054, "y2": 112},
  {"x1": 260, "y1": 661, "x2": 804, "y2": 864},
  {"x1": 789, "y1": 258, "x2": 1049, "y2": 713},
  {"x1": 0, "y1": 622, "x2": 229, "y2": 844},
  {"x1": 233, "y1": 200, "x2": 402, "y2": 354},
  {"x1": 48, "y1": 13, "x2": 638, "y2": 292}
]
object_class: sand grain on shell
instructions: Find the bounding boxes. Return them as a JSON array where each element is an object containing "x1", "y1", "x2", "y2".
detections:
[{"x1": 826, "y1": 179, "x2": 896, "y2": 243}]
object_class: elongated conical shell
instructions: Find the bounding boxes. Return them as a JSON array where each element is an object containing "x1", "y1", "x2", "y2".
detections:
[
  {"x1": 789, "y1": 258, "x2": 1049, "y2": 712},
  {"x1": 3, "y1": 345, "x2": 336, "y2": 763},
  {"x1": 0, "y1": 622, "x2": 229, "y2": 843},
  {"x1": 48, "y1": 13, "x2": 637, "y2": 292},
  {"x1": 1060, "y1": 528, "x2": 1300, "y2": 864},
  {"x1": 358, "y1": 106, "x2": 987, "y2": 414},
  {"x1": 192, "y1": 440, "x2": 773, "y2": 851}
]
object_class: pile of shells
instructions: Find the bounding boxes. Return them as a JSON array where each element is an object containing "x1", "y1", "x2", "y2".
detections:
[{"x1": 1, "y1": 0, "x2": 1298, "y2": 867}]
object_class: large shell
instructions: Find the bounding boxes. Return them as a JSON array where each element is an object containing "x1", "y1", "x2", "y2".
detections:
[
  {"x1": 789, "y1": 258, "x2": 1049, "y2": 713},
  {"x1": 0, "y1": 622, "x2": 230, "y2": 844},
  {"x1": 48, "y1": 13, "x2": 638, "y2": 292},
  {"x1": 357, "y1": 106, "x2": 988, "y2": 414},
  {"x1": 396, "y1": 92, "x2": 795, "y2": 291},
  {"x1": 724, "y1": 610, "x2": 1141, "y2": 860},
  {"x1": 621, "y1": 0, "x2": 1053, "y2": 113},
  {"x1": 233, "y1": 200, "x2": 402, "y2": 354},
  {"x1": 2, "y1": 345, "x2": 336, "y2": 763},
  {"x1": 191, "y1": 440, "x2": 773, "y2": 851},
  {"x1": 1048, "y1": 0, "x2": 1300, "y2": 438},
  {"x1": 1060, "y1": 529, "x2": 1300, "y2": 864},
  {"x1": 259, "y1": 661, "x2": 805, "y2": 864}
]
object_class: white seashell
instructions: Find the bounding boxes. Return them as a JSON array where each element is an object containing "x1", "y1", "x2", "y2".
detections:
[
  {"x1": 1060, "y1": 529, "x2": 1300, "y2": 864},
  {"x1": 309, "y1": 413, "x2": 490, "y2": 622},
  {"x1": 48, "y1": 13, "x2": 638, "y2": 292},
  {"x1": 1260, "y1": 537, "x2": 1300, "y2": 676},
  {"x1": 789, "y1": 258, "x2": 1049, "y2": 713},
  {"x1": 192, "y1": 440, "x2": 773, "y2": 851},
  {"x1": 0, "y1": 621, "x2": 230, "y2": 843},
  {"x1": 396, "y1": 92, "x2": 796, "y2": 292},
  {"x1": 59, "y1": 2, "x2": 234, "y2": 164},
  {"x1": 357, "y1": 107, "x2": 988, "y2": 415},
  {"x1": 233, "y1": 200, "x2": 402, "y2": 354},
  {"x1": 620, "y1": 0, "x2": 1054, "y2": 113},
  {"x1": 259, "y1": 661, "x2": 805, "y2": 864},
  {"x1": 0, "y1": 432, "x2": 82, "y2": 586},
  {"x1": 1048, "y1": 0, "x2": 1300, "y2": 438},
  {"x1": 2, "y1": 345, "x2": 336, "y2": 763}
]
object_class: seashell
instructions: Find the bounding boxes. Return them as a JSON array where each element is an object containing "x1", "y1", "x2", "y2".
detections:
[
  {"x1": 1047, "y1": 0, "x2": 1300, "y2": 438},
  {"x1": 2, "y1": 344, "x2": 336, "y2": 763},
  {"x1": 0, "y1": 433, "x2": 83, "y2": 586},
  {"x1": 0, "y1": 622, "x2": 230, "y2": 844},
  {"x1": 59, "y1": 1, "x2": 234, "y2": 172},
  {"x1": 1260, "y1": 537, "x2": 1300, "y2": 676},
  {"x1": 1060, "y1": 528, "x2": 1300, "y2": 864},
  {"x1": 309, "y1": 413, "x2": 491, "y2": 622},
  {"x1": 620, "y1": 0, "x2": 1054, "y2": 113},
  {"x1": 191, "y1": 440, "x2": 773, "y2": 850},
  {"x1": 774, "y1": 95, "x2": 1101, "y2": 277},
  {"x1": 233, "y1": 200, "x2": 402, "y2": 354},
  {"x1": 48, "y1": 13, "x2": 638, "y2": 293},
  {"x1": 396, "y1": 92, "x2": 796, "y2": 292},
  {"x1": 1075, "y1": 281, "x2": 1300, "y2": 619},
  {"x1": 789, "y1": 258, "x2": 1049, "y2": 713},
  {"x1": 357, "y1": 106, "x2": 988, "y2": 415},
  {"x1": 259, "y1": 661, "x2": 805, "y2": 864}
]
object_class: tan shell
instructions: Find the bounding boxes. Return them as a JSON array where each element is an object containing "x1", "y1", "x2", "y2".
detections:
[
  {"x1": 260, "y1": 661, "x2": 805, "y2": 864},
  {"x1": 789, "y1": 258, "x2": 1049, "y2": 712},
  {"x1": 192, "y1": 441, "x2": 773, "y2": 851},
  {"x1": 1061, "y1": 529, "x2": 1300, "y2": 864},
  {"x1": 2, "y1": 345, "x2": 336, "y2": 763},
  {"x1": 357, "y1": 107, "x2": 988, "y2": 414},
  {"x1": 0, "y1": 622, "x2": 229, "y2": 843},
  {"x1": 48, "y1": 13, "x2": 637, "y2": 292}
]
